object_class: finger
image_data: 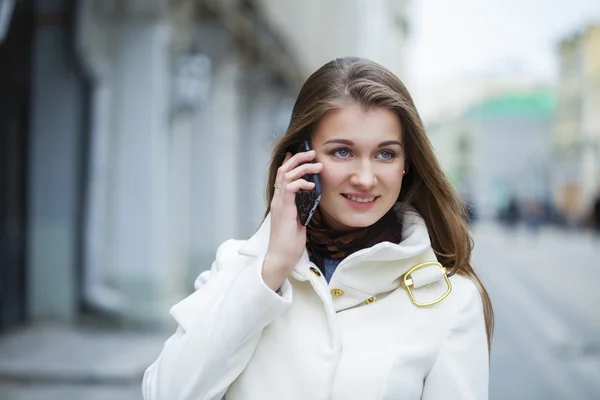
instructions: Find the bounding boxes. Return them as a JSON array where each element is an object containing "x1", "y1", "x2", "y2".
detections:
[
  {"x1": 284, "y1": 162, "x2": 323, "y2": 183},
  {"x1": 275, "y1": 152, "x2": 294, "y2": 185},
  {"x1": 284, "y1": 179, "x2": 315, "y2": 194},
  {"x1": 271, "y1": 178, "x2": 314, "y2": 211},
  {"x1": 273, "y1": 152, "x2": 292, "y2": 190},
  {"x1": 279, "y1": 150, "x2": 316, "y2": 175}
]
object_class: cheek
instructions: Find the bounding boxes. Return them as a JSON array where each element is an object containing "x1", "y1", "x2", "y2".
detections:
[
  {"x1": 381, "y1": 166, "x2": 404, "y2": 189},
  {"x1": 318, "y1": 163, "x2": 344, "y2": 189}
]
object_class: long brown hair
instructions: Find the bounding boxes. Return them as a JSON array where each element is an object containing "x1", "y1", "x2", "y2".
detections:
[{"x1": 264, "y1": 57, "x2": 493, "y2": 347}]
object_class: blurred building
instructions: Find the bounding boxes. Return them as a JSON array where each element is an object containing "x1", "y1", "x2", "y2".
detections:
[
  {"x1": 256, "y1": 0, "x2": 411, "y2": 78},
  {"x1": 466, "y1": 89, "x2": 556, "y2": 218},
  {"x1": 415, "y1": 71, "x2": 546, "y2": 124},
  {"x1": 0, "y1": 0, "x2": 411, "y2": 333},
  {"x1": 552, "y1": 24, "x2": 600, "y2": 224},
  {"x1": 426, "y1": 118, "x2": 472, "y2": 195},
  {"x1": 429, "y1": 88, "x2": 556, "y2": 219}
]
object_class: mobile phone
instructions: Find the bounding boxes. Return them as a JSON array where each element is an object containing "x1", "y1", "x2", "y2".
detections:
[{"x1": 294, "y1": 140, "x2": 322, "y2": 226}]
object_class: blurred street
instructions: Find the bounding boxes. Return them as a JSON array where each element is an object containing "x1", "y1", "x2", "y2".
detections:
[
  {"x1": 473, "y1": 223, "x2": 600, "y2": 400},
  {"x1": 0, "y1": 224, "x2": 597, "y2": 400},
  {"x1": 0, "y1": 326, "x2": 166, "y2": 400}
]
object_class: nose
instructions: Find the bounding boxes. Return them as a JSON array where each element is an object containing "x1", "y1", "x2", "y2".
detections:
[{"x1": 350, "y1": 160, "x2": 377, "y2": 189}]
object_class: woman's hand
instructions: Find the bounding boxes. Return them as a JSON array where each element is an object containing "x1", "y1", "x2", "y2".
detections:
[{"x1": 262, "y1": 150, "x2": 323, "y2": 291}]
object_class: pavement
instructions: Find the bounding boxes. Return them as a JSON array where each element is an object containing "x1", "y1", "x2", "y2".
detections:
[
  {"x1": 0, "y1": 325, "x2": 167, "y2": 400},
  {"x1": 472, "y1": 222, "x2": 600, "y2": 400}
]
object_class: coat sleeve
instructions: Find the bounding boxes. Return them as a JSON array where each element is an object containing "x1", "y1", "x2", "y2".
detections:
[
  {"x1": 141, "y1": 239, "x2": 293, "y2": 400},
  {"x1": 421, "y1": 277, "x2": 489, "y2": 400}
]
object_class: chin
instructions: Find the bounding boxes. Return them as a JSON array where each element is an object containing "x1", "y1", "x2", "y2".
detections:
[{"x1": 335, "y1": 213, "x2": 382, "y2": 229}]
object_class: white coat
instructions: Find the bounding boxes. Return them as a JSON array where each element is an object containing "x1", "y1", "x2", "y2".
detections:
[{"x1": 142, "y1": 209, "x2": 489, "y2": 400}]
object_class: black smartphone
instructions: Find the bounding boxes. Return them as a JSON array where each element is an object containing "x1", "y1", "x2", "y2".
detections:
[{"x1": 293, "y1": 140, "x2": 322, "y2": 226}]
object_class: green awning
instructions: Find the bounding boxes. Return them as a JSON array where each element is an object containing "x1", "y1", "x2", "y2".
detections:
[{"x1": 466, "y1": 89, "x2": 557, "y2": 118}]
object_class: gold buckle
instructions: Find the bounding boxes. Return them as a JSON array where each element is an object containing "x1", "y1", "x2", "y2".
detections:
[{"x1": 401, "y1": 262, "x2": 452, "y2": 307}]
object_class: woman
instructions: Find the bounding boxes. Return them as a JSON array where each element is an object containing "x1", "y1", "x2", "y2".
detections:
[{"x1": 142, "y1": 57, "x2": 493, "y2": 400}]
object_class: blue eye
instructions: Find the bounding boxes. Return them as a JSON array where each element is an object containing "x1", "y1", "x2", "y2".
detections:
[
  {"x1": 332, "y1": 148, "x2": 351, "y2": 158},
  {"x1": 378, "y1": 150, "x2": 396, "y2": 160}
]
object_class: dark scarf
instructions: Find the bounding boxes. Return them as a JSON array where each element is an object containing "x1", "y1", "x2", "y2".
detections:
[{"x1": 306, "y1": 206, "x2": 404, "y2": 272}]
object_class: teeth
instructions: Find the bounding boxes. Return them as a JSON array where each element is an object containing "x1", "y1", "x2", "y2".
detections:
[{"x1": 344, "y1": 194, "x2": 376, "y2": 203}]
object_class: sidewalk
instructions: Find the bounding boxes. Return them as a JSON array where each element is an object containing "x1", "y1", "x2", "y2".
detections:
[{"x1": 0, "y1": 324, "x2": 167, "y2": 400}]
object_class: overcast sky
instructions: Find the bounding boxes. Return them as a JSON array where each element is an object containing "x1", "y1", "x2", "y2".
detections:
[{"x1": 407, "y1": 0, "x2": 600, "y2": 88}]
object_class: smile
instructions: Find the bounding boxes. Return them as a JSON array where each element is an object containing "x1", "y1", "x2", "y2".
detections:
[{"x1": 342, "y1": 194, "x2": 378, "y2": 203}]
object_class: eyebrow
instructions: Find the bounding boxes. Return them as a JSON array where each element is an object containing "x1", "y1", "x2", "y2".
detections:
[{"x1": 323, "y1": 139, "x2": 403, "y2": 147}]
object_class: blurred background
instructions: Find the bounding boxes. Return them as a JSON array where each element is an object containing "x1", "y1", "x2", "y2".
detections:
[{"x1": 0, "y1": 0, "x2": 599, "y2": 399}]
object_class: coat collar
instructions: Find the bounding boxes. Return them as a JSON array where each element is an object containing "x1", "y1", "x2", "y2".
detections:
[
  {"x1": 238, "y1": 206, "x2": 432, "y2": 260},
  {"x1": 238, "y1": 207, "x2": 445, "y2": 311}
]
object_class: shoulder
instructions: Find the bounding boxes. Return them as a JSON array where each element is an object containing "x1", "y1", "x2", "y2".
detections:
[
  {"x1": 440, "y1": 273, "x2": 486, "y2": 332},
  {"x1": 214, "y1": 239, "x2": 247, "y2": 264},
  {"x1": 191, "y1": 239, "x2": 249, "y2": 291},
  {"x1": 447, "y1": 274, "x2": 483, "y2": 308}
]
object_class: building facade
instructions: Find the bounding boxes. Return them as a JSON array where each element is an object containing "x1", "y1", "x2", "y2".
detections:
[
  {"x1": 429, "y1": 89, "x2": 556, "y2": 219},
  {"x1": 256, "y1": 0, "x2": 411, "y2": 78},
  {"x1": 553, "y1": 24, "x2": 600, "y2": 223},
  {"x1": 466, "y1": 90, "x2": 556, "y2": 218}
]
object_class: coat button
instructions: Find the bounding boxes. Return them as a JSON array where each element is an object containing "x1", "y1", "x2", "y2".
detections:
[
  {"x1": 330, "y1": 288, "x2": 344, "y2": 297},
  {"x1": 364, "y1": 296, "x2": 376, "y2": 304},
  {"x1": 309, "y1": 267, "x2": 321, "y2": 277}
]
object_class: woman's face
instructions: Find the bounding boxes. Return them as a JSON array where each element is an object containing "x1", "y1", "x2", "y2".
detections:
[{"x1": 312, "y1": 104, "x2": 406, "y2": 231}]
